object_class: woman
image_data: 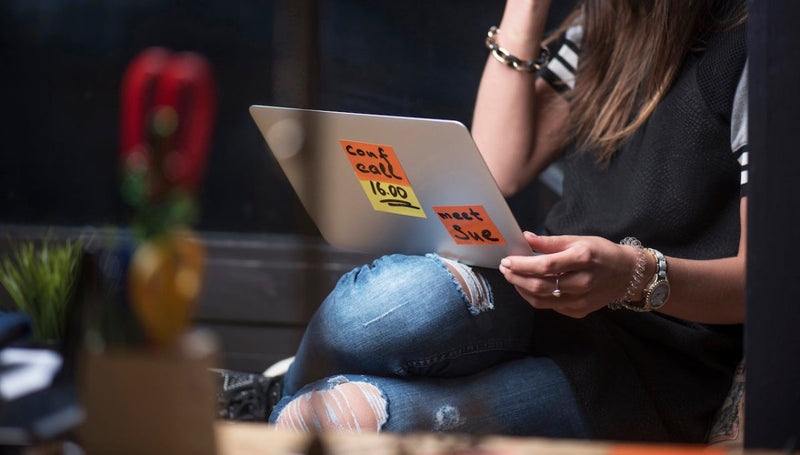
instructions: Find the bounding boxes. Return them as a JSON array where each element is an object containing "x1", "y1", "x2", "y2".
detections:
[{"x1": 267, "y1": 0, "x2": 748, "y2": 442}]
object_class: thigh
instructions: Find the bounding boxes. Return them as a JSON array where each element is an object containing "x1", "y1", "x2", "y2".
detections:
[
  {"x1": 285, "y1": 254, "x2": 536, "y2": 395},
  {"x1": 271, "y1": 356, "x2": 589, "y2": 439}
]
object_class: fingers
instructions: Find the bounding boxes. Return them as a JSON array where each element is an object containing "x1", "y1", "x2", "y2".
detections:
[
  {"x1": 523, "y1": 231, "x2": 578, "y2": 254},
  {"x1": 503, "y1": 270, "x2": 564, "y2": 296},
  {"x1": 503, "y1": 233, "x2": 593, "y2": 276},
  {"x1": 501, "y1": 251, "x2": 571, "y2": 276},
  {"x1": 503, "y1": 265, "x2": 596, "y2": 319},
  {"x1": 505, "y1": 270, "x2": 590, "y2": 298},
  {"x1": 500, "y1": 264, "x2": 595, "y2": 296},
  {"x1": 513, "y1": 285, "x2": 590, "y2": 318}
]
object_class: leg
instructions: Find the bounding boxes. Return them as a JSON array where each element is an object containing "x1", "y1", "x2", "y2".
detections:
[
  {"x1": 284, "y1": 254, "x2": 537, "y2": 395},
  {"x1": 271, "y1": 356, "x2": 589, "y2": 438}
]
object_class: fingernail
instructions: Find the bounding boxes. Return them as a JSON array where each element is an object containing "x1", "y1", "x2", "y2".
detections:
[
  {"x1": 524, "y1": 231, "x2": 537, "y2": 238},
  {"x1": 500, "y1": 258, "x2": 511, "y2": 268}
]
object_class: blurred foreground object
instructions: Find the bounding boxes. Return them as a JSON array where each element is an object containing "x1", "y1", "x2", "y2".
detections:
[
  {"x1": 0, "y1": 313, "x2": 83, "y2": 446},
  {"x1": 78, "y1": 48, "x2": 218, "y2": 453},
  {"x1": 79, "y1": 330, "x2": 218, "y2": 454},
  {"x1": 0, "y1": 237, "x2": 84, "y2": 342},
  {"x1": 128, "y1": 230, "x2": 205, "y2": 346},
  {"x1": 119, "y1": 47, "x2": 216, "y2": 347}
]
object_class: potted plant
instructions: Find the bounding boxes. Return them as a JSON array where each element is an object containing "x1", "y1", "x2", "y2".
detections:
[{"x1": 0, "y1": 236, "x2": 84, "y2": 342}]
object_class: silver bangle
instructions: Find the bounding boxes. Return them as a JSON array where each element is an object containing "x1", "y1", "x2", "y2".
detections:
[
  {"x1": 608, "y1": 237, "x2": 648, "y2": 310},
  {"x1": 485, "y1": 26, "x2": 551, "y2": 72}
]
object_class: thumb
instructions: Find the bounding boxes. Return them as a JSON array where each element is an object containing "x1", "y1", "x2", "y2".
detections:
[{"x1": 523, "y1": 232, "x2": 576, "y2": 254}]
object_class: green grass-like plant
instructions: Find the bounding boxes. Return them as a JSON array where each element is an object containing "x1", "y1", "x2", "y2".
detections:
[{"x1": 0, "y1": 237, "x2": 84, "y2": 341}]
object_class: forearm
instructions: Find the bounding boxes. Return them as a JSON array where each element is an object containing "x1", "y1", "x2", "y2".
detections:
[
  {"x1": 651, "y1": 199, "x2": 747, "y2": 324},
  {"x1": 472, "y1": 0, "x2": 564, "y2": 195},
  {"x1": 654, "y1": 255, "x2": 745, "y2": 324}
]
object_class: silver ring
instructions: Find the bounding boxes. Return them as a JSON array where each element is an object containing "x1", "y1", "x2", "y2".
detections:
[{"x1": 552, "y1": 276, "x2": 562, "y2": 298}]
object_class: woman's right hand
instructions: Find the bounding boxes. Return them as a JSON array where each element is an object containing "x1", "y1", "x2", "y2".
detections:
[{"x1": 496, "y1": 0, "x2": 553, "y2": 54}]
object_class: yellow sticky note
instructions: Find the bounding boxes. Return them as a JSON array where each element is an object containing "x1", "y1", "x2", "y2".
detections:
[
  {"x1": 359, "y1": 179, "x2": 426, "y2": 218},
  {"x1": 341, "y1": 139, "x2": 426, "y2": 218}
]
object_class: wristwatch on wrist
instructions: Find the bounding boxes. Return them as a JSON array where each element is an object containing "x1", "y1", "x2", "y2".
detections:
[{"x1": 623, "y1": 248, "x2": 670, "y2": 312}]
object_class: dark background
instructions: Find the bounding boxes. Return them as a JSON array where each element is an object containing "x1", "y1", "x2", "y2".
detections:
[{"x1": 0, "y1": 0, "x2": 574, "y2": 235}]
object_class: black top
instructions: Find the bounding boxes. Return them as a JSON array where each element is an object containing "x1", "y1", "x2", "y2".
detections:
[{"x1": 532, "y1": 23, "x2": 746, "y2": 442}]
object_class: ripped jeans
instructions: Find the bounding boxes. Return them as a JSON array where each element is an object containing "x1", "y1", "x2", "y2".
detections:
[{"x1": 268, "y1": 254, "x2": 589, "y2": 437}]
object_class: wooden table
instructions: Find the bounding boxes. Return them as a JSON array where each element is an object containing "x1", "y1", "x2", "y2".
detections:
[{"x1": 215, "y1": 422, "x2": 776, "y2": 455}]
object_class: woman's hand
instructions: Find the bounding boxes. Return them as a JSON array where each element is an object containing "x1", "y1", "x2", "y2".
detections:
[
  {"x1": 499, "y1": 232, "x2": 644, "y2": 318},
  {"x1": 498, "y1": 0, "x2": 553, "y2": 48}
]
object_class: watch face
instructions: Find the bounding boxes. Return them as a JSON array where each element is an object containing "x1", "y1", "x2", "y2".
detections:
[{"x1": 649, "y1": 281, "x2": 670, "y2": 309}]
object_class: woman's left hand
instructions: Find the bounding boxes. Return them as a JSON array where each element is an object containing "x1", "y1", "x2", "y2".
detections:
[{"x1": 499, "y1": 232, "x2": 641, "y2": 318}]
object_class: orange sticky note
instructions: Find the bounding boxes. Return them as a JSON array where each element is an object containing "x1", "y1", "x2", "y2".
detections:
[
  {"x1": 433, "y1": 205, "x2": 506, "y2": 245},
  {"x1": 340, "y1": 140, "x2": 409, "y2": 185},
  {"x1": 609, "y1": 444, "x2": 727, "y2": 455},
  {"x1": 341, "y1": 140, "x2": 426, "y2": 218}
]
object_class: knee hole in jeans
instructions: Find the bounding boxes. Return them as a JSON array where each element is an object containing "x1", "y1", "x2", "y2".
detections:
[
  {"x1": 274, "y1": 380, "x2": 388, "y2": 433},
  {"x1": 436, "y1": 255, "x2": 493, "y2": 315}
]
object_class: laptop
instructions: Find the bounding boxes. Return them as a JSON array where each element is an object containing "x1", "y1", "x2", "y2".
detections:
[{"x1": 249, "y1": 105, "x2": 532, "y2": 268}]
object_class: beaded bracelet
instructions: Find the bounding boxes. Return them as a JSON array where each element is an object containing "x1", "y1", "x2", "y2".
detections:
[
  {"x1": 485, "y1": 26, "x2": 551, "y2": 72},
  {"x1": 607, "y1": 237, "x2": 647, "y2": 310}
]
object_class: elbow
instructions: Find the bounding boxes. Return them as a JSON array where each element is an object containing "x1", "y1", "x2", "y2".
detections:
[
  {"x1": 477, "y1": 148, "x2": 538, "y2": 197},
  {"x1": 493, "y1": 164, "x2": 539, "y2": 196},
  {"x1": 494, "y1": 176, "x2": 523, "y2": 198},
  {"x1": 482, "y1": 159, "x2": 521, "y2": 197}
]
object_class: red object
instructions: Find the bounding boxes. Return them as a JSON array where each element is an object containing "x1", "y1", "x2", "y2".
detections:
[{"x1": 120, "y1": 47, "x2": 216, "y2": 191}]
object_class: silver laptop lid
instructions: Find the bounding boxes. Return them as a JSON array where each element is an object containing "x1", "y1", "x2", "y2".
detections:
[{"x1": 250, "y1": 105, "x2": 532, "y2": 267}]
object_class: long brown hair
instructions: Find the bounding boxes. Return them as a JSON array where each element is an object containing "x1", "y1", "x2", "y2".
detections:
[{"x1": 554, "y1": 0, "x2": 746, "y2": 162}]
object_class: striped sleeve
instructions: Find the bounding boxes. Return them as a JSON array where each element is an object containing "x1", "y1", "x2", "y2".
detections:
[
  {"x1": 731, "y1": 60, "x2": 749, "y2": 197},
  {"x1": 538, "y1": 21, "x2": 583, "y2": 93}
]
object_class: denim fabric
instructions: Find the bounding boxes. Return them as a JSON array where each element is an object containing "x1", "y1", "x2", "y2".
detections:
[
  {"x1": 271, "y1": 357, "x2": 588, "y2": 437},
  {"x1": 273, "y1": 254, "x2": 589, "y2": 437}
]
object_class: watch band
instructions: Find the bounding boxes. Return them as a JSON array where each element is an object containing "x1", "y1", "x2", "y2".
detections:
[{"x1": 649, "y1": 248, "x2": 668, "y2": 280}]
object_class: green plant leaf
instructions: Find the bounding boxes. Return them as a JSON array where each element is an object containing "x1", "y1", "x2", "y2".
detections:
[{"x1": 0, "y1": 236, "x2": 85, "y2": 341}]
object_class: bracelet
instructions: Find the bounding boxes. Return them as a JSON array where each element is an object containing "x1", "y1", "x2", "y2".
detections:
[
  {"x1": 607, "y1": 237, "x2": 648, "y2": 310},
  {"x1": 485, "y1": 26, "x2": 551, "y2": 72}
]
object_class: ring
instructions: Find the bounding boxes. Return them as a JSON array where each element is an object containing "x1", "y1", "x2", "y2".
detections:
[{"x1": 552, "y1": 276, "x2": 562, "y2": 298}]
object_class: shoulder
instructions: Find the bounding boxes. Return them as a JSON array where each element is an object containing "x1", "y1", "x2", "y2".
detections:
[
  {"x1": 695, "y1": 23, "x2": 748, "y2": 124},
  {"x1": 538, "y1": 15, "x2": 583, "y2": 93}
]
